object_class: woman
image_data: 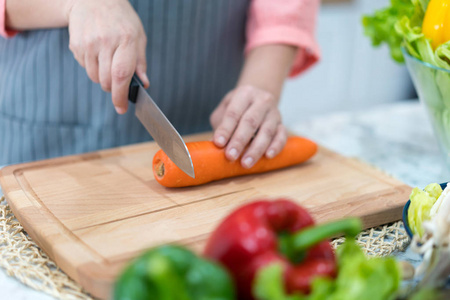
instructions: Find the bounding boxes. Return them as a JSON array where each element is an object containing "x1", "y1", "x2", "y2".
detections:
[{"x1": 0, "y1": 0, "x2": 319, "y2": 168}]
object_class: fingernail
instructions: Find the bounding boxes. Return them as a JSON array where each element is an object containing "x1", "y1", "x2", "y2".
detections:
[
  {"x1": 228, "y1": 148, "x2": 238, "y2": 160},
  {"x1": 242, "y1": 157, "x2": 254, "y2": 168},
  {"x1": 142, "y1": 73, "x2": 150, "y2": 87},
  {"x1": 115, "y1": 106, "x2": 126, "y2": 114},
  {"x1": 216, "y1": 136, "x2": 226, "y2": 147},
  {"x1": 266, "y1": 149, "x2": 276, "y2": 159}
]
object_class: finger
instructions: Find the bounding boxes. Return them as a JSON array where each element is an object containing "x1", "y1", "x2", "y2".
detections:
[
  {"x1": 210, "y1": 91, "x2": 233, "y2": 137},
  {"x1": 225, "y1": 99, "x2": 269, "y2": 161},
  {"x1": 265, "y1": 124, "x2": 288, "y2": 159},
  {"x1": 72, "y1": 50, "x2": 86, "y2": 68},
  {"x1": 241, "y1": 111, "x2": 281, "y2": 168},
  {"x1": 85, "y1": 51, "x2": 100, "y2": 83},
  {"x1": 135, "y1": 36, "x2": 149, "y2": 88},
  {"x1": 212, "y1": 88, "x2": 253, "y2": 150},
  {"x1": 98, "y1": 48, "x2": 114, "y2": 92},
  {"x1": 70, "y1": 43, "x2": 86, "y2": 68},
  {"x1": 111, "y1": 43, "x2": 137, "y2": 114}
]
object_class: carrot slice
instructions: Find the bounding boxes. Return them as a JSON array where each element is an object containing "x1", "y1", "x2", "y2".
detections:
[{"x1": 153, "y1": 136, "x2": 317, "y2": 188}]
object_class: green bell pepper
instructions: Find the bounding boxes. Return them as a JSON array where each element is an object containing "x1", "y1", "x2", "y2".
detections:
[{"x1": 114, "y1": 245, "x2": 235, "y2": 300}]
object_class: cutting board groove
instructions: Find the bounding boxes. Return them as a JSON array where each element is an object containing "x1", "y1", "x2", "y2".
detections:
[{"x1": 0, "y1": 132, "x2": 412, "y2": 299}]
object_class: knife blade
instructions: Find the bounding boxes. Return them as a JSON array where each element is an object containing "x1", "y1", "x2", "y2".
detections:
[{"x1": 128, "y1": 75, "x2": 195, "y2": 178}]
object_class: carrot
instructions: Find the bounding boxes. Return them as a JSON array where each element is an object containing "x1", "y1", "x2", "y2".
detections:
[{"x1": 153, "y1": 136, "x2": 318, "y2": 188}]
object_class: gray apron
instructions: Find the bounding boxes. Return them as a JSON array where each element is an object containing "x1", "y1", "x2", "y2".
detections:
[{"x1": 0, "y1": 0, "x2": 249, "y2": 165}]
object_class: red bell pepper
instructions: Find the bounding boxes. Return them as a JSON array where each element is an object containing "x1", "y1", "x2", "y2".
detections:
[{"x1": 204, "y1": 199, "x2": 362, "y2": 300}]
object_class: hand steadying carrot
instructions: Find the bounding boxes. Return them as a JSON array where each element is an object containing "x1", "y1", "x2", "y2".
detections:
[{"x1": 153, "y1": 136, "x2": 317, "y2": 188}]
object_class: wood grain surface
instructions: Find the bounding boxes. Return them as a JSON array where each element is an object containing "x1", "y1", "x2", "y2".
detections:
[{"x1": 0, "y1": 132, "x2": 412, "y2": 299}]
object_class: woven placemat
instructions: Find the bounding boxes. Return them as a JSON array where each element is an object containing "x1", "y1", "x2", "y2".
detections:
[{"x1": 0, "y1": 195, "x2": 410, "y2": 300}]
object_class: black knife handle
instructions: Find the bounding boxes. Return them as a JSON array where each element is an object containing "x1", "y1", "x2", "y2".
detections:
[{"x1": 128, "y1": 74, "x2": 144, "y2": 103}]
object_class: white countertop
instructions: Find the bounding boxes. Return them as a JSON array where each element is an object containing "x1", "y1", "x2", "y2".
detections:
[
  {"x1": 1, "y1": 100, "x2": 448, "y2": 299},
  {"x1": 289, "y1": 100, "x2": 450, "y2": 186}
]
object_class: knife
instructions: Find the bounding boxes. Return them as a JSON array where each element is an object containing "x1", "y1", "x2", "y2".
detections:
[{"x1": 128, "y1": 75, "x2": 195, "y2": 178}]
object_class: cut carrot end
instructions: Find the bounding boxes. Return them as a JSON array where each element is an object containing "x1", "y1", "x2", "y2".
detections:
[{"x1": 154, "y1": 160, "x2": 165, "y2": 178}]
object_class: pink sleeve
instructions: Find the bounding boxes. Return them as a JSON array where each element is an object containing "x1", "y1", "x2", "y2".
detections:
[
  {"x1": 0, "y1": 0, "x2": 18, "y2": 38},
  {"x1": 246, "y1": 0, "x2": 320, "y2": 77}
]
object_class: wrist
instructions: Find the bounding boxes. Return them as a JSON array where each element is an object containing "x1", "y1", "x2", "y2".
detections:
[
  {"x1": 237, "y1": 44, "x2": 297, "y2": 100},
  {"x1": 64, "y1": 0, "x2": 77, "y2": 23},
  {"x1": 65, "y1": 0, "x2": 130, "y2": 23},
  {"x1": 5, "y1": 0, "x2": 73, "y2": 30}
]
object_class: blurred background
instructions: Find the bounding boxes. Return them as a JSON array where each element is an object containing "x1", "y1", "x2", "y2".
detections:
[{"x1": 280, "y1": 0, "x2": 417, "y2": 127}]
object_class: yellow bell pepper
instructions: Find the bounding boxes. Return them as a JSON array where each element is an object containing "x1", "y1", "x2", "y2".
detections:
[{"x1": 422, "y1": 0, "x2": 450, "y2": 49}]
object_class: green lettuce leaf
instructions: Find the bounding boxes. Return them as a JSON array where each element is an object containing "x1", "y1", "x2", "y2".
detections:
[
  {"x1": 321, "y1": 238, "x2": 401, "y2": 300},
  {"x1": 434, "y1": 41, "x2": 450, "y2": 70},
  {"x1": 424, "y1": 182, "x2": 444, "y2": 199},
  {"x1": 408, "y1": 183, "x2": 442, "y2": 236},
  {"x1": 253, "y1": 263, "x2": 303, "y2": 300},
  {"x1": 253, "y1": 239, "x2": 401, "y2": 300},
  {"x1": 362, "y1": 0, "x2": 417, "y2": 62},
  {"x1": 395, "y1": 15, "x2": 435, "y2": 65},
  {"x1": 362, "y1": 0, "x2": 430, "y2": 62}
]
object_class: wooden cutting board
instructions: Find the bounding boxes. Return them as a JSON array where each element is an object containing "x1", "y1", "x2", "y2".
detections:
[{"x1": 0, "y1": 132, "x2": 411, "y2": 299}]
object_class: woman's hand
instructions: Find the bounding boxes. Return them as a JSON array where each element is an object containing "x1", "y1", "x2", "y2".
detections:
[
  {"x1": 210, "y1": 85, "x2": 287, "y2": 169},
  {"x1": 210, "y1": 44, "x2": 297, "y2": 168},
  {"x1": 66, "y1": 0, "x2": 149, "y2": 114}
]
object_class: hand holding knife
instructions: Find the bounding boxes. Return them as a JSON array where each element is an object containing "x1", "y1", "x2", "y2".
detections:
[{"x1": 128, "y1": 75, "x2": 195, "y2": 178}]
